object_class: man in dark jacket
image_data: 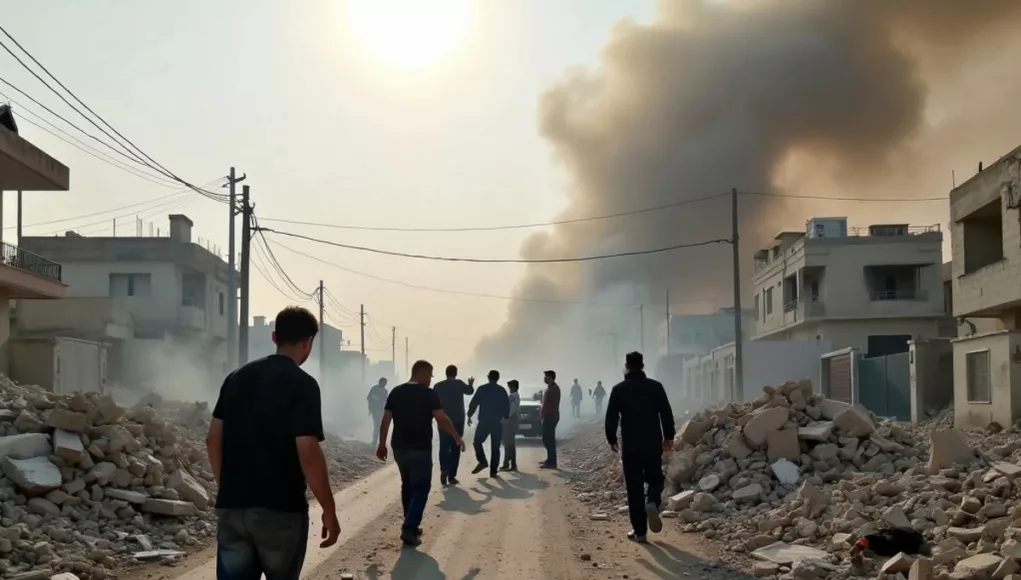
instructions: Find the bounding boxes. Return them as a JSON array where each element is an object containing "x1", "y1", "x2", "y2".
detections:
[
  {"x1": 593, "y1": 381, "x2": 607, "y2": 416},
  {"x1": 539, "y1": 370, "x2": 561, "y2": 469},
  {"x1": 366, "y1": 378, "x2": 388, "y2": 446},
  {"x1": 466, "y1": 370, "x2": 510, "y2": 478},
  {"x1": 605, "y1": 352, "x2": 675, "y2": 544},
  {"x1": 433, "y1": 365, "x2": 475, "y2": 486}
]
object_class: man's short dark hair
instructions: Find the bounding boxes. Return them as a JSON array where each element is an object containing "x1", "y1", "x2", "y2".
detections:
[
  {"x1": 446, "y1": 365, "x2": 457, "y2": 378},
  {"x1": 508, "y1": 380, "x2": 519, "y2": 391},
  {"x1": 544, "y1": 370, "x2": 556, "y2": 380},
  {"x1": 487, "y1": 369, "x2": 500, "y2": 381},
  {"x1": 411, "y1": 360, "x2": 433, "y2": 375},
  {"x1": 274, "y1": 306, "x2": 319, "y2": 345},
  {"x1": 379, "y1": 377, "x2": 388, "y2": 385},
  {"x1": 626, "y1": 351, "x2": 644, "y2": 370}
]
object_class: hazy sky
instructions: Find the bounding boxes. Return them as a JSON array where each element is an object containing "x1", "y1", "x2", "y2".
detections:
[{"x1": 1, "y1": 0, "x2": 657, "y2": 367}]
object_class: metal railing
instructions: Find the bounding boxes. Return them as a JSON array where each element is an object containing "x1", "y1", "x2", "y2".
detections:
[
  {"x1": 0, "y1": 242, "x2": 62, "y2": 282},
  {"x1": 848, "y1": 224, "x2": 941, "y2": 237},
  {"x1": 871, "y1": 289, "x2": 927, "y2": 301}
]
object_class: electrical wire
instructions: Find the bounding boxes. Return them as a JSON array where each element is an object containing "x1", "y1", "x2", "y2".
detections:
[
  {"x1": 251, "y1": 239, "x2": 314, "y2": 302},
  {"x1": 251, "y1": 214, "x2": 315, "y2": 299},
  {"x1": 258, "y1": 228, "x2": 731, "y2": 264}
]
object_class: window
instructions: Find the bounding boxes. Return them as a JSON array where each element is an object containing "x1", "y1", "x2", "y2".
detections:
[
  {"x1": 961, "y1": 198, "x2": 1004, "y2": 274},
  {"x1": 965, "y1": 350, "x2": 991, "y2": 403},
  {"x1": 109, "y1": 273, "x2": 152, "y2": 297},
  {"x1": 218, "y1": 292, "x2": 225, "y2": 315},
  {"x1": 765, "y1": 288, "x2": 774, "y2": 315}
]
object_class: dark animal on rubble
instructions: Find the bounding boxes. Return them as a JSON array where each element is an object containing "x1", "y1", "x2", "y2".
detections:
[{"x1": 850, "y1": 527, "x2": 927, "y2": 558}]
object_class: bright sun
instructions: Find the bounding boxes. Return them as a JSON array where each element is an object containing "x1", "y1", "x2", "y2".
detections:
[{"x1": 344, "y1": 0, "x2": 470, "y2": 69}]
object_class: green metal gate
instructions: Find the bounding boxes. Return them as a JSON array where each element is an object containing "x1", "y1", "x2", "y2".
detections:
[{"x1": 857, "y1": 352, "x2": 911, "y2": 421}]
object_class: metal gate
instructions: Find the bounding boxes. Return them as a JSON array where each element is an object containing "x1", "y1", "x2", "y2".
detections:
[
  {"x1": 823, "y1": 352, "x2": 853, "y2": 403},
  {"x1": 858, "y1": 352, "x2": 911, "y2": 420}
]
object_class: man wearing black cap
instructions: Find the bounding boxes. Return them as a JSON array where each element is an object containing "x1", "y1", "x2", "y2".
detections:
[
  {"x1": 466, "y1": 370, "x2": 510, "y2": 478},
  {"x1": 605, "y1": 351, "x2": 675, "y2": 544}
]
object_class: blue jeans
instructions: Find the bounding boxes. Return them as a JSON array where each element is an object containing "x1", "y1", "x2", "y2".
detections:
[
  {"x1": 438, "y1": 419, "x2": 465, "y2": 478},
  {"x1": 393, "y1": 448, "x2": 432, "y2": 533},
  {"x1": 473, "y1": 421, "x2": 503, "y2": 475},
  {"x1": 216, "y1": 508, "x2": 309, "y2": 580}
]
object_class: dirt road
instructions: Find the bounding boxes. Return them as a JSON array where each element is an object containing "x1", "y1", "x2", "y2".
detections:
[{"x1": 131, "y1": 441, "x2": 753, "y2": 579}]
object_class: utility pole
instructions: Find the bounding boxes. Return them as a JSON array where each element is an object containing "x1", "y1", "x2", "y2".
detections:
[
  {"x1": 731, "y1": 188, "x2": 745, "y2": 402},
  {"x1": 665, "y1": 288, "x2": 671, "y2": 356},
  {"x1": 639, "y1": 304, "x2": 645, "y2": 352},
  {"x1": 226, "y1": 167, "x2": 246, "y2": 370},
  {"x1": 318, "y1": 280, "x2": 325, "y2": 386},
  {"x1": 359, "y1": 304, "x2": 366, "y2": 387},
  {"x1": 238, "y1": 185, "x2": 252, "y2": 365},
  {"x1": 391, "y1": 326, "x2": 396, "y2": 378}
]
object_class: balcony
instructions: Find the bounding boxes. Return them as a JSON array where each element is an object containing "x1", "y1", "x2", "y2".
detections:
[
  {"x1": 870, "y1": 289, "x2": 928, "y2": 301},
  {"x1": 0, "y1": 242, "x2": 65, "y2": 299},
  {"x1": 177, "y1": 305, "x2": 207, "y2": 332}
]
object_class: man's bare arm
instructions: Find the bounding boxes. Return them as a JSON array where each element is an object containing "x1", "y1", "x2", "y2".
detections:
[
  {"x1": 205, "y1": 418, "x2": 224, "y2": 486},
  {"x1": 296, "y1": 436, "x2": 336, "y2": 513}
]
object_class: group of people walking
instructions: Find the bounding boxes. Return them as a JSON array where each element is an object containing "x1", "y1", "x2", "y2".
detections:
[
  {"x1": 206, "y1": 305, "x2": 676, "y2": 580},
  {"x1": 569, "y1": 378, "x2": 607, "y2": 418}
]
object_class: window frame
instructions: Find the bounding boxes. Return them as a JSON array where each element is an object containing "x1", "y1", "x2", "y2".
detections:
[{"x1": 965, "y1": 349, "x2": 992, "y2": 404}]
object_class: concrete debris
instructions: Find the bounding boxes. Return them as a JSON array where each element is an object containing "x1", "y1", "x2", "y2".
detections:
[
  {"x1": 0, "y1": 374, "x2": 381, "y2": 580},
  {"x1": 561, "y1": 378, "x2": 1021, "y2": 580}
]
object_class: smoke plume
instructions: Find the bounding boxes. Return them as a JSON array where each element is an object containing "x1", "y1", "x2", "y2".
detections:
[{"x1": 473, "y1": 0, "x2": 1021, "y2": 377}]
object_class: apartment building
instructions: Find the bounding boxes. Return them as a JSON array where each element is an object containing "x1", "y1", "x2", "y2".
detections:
[
  {"x1": 750, "y1": 217, "x2": 949, "y2": 356},
  {"x1": 19, "y1": 214, "x2": 233, "y2": 385},
  {"x1": 949, "y1": 144, "x2": 1021, "y2": 430},
  {"x1": 0, "y1": 115, "x2": 70, "y2": 373}
]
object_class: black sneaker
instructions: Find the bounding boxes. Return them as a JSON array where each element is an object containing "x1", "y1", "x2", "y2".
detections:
[
  {"x1": 448, "y1": 476, "x2": 460, "y2": 486},
  {"x1": 440, "y1": 472, "x2": 448, "y2": 486},
  {"x1": 401, "y1": 530, "x2": 422, "y2": 547},
  {"x1": 646, "y1": 502, "x2": 662, "y2": 534},
  {"x1": 539, "y1": 463, "x2": 557, "y2": 469},
  {"x1": 416, "y1": 528, "x2": 424, "y2": 537},
  {"x1": 500, "y1": 464, "x2": 511, "y2": 471},
  {"x1": 627, "y1": 530, "x2": 648, "y2": 543},
  {"x1": 471, "y1": 463, "x2": 488, "y2": 475}
]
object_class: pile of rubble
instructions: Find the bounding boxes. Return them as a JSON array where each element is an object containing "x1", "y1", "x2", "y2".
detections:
[
  {"x1": 0, "y1": 377, "x2": 380, "y2": 580},
  {"x1": 564, "y1": 380, "x2": 1021, "y2": 579}
]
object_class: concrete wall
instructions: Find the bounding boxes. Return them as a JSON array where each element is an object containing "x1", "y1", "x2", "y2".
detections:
[
  {"x1": 757, "y1": 317, "x2": 944, "y2": 357},
  {"x1": 909, "y1": 338, "x2": 953, "y2": 422},
  {"x1": 950, "y1": 146, "x2": 1021, "y2": 319},
  {"x1": 952, "y1": 331, "x2": 1021, "y2": 430},
  {"x1": 17, "y1": 297, "x2": 132, "y2": 338},
  {"x1": 61, "y1": 262, "x2": 178, "y2": 322}
]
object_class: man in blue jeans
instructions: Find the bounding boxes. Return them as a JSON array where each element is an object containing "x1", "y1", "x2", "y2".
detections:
[
  {"x1": 376, "y1": 360, "x2": 465, "y2": 546},
  {"x1": 432, "y1": 365, "x2": 475, "y2": 486},
  {"x1": 467, "y1": 370, "x2": 510, "y2": 478}
]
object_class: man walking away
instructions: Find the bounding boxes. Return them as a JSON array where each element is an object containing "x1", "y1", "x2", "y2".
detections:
[
  {"x1": 501, "y1": 380, "x2": 521, "y2": 472},
  {"x1": 367, "y1": 378, "x2": 388, "y2": 446},
  {"x1": 467, "y1": 370, "x2": 510, "y2": 478},
  {"x1": 570, "y1": 379, "x2": 583, "y2": 418},
  {"x1": 376, "y1": 360, "x2": 464, "y2": 547},
  {"x1": 433, "y1": 365, "x2": 475, "y2": 485},
  {"x1": 605, "y1": 351, "x2": 676, "y2": 544},
  {"x1": 540, "y1": 370, "x2": 561, "y2": 469},
  {"x1": 593, "y1": 381, "x2": 607, "y2": 416},
  {"x1": 207, "y1": 306, "x2": 340, "y2": 580}
]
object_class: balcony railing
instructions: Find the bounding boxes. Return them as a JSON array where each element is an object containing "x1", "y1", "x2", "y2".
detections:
[
  {"x1": 1, "y1": 242, "x2": 61, "y2": 283},
  {"x1": 870, "y1": 289, "x2": 927, "y2": 301}
]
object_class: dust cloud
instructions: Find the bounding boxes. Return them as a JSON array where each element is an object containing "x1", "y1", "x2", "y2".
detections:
[{"x1": 472, "y1": 0, "x2": 1021, "y2": 382}]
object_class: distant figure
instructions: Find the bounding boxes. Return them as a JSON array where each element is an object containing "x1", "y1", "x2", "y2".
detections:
[
  {"x1": 570, "y1": 379, "x2": 583, "y2": 418},
  {"x1": 367, "y1": 378, "x2": 389, "y2": 446},
  {"x1": 501, "y1": 380, "x2": 521, "y2": 472},
  {"x1": 467, "y1": 370, "x2": 510, "y2": 478},
  {"x1": 207, "y1": 306, "x2": 339, "y2": 580},
  {"x1": 605, "y1": 351, "x2": 676, "y2": 544},
  {"x1": 376, "y1": 360, "x2": 464, "y2": 546},
  {"x1": 540, "y1": 370, "x2": 561, "y2": 469},
  {"x1": 593, "y1": 381, "x2": 607, "y2": 416},
  {"x1": 433, "y1": 365, "x2": 475, "y2": 486}
]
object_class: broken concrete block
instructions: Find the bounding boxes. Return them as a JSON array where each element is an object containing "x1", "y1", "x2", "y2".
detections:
[
  {"x1": 743, "y1": 407, "x2": 789, "y2": 448},
  {"x1": 142, "y1": 499, "x2": 196, "y2": 517},
  {"x1": 797, "y1": 422, "x2": 834, "y2": 442},
  {"x1": 833, "y1": 407, "x2": 875, "y2": 437},
  {"x1": 87, "y1": 462, "x2": 118, "y2": 486},
  {"x1": 771, "y1": 459, "x2": 800, "y2": 485},
  {"x1": 667, "y1": 490, "x2": 695, "y2": 511},
  {"x1": 53, "y1": 429, "x2": 84, "y2": 462},
  {"x1": 927, "y1": 429, "x2": 975, "y2": 471},
  {"x1": 882, "y1": 506, "x2": 912, "y2": 529},
  {"x1": 698, "y1": 473, "x2": 720, "y2": 492},
  {"x1": 167, "y1": 469, "x2": 210, "y2": 510},
  {"x1": 881, "y1": 552, "x2": 915, "y2": 575},
  {"x1": 818, "y1": 399, "x2": 852, "y2": 421},
  {"x1": 733, "y1": 483, "x2": 763, "y2": 503},
  {"x1": 26, "y1": 497, "x2": 60, "y2": 517},
  {"x1": 1, "y1": 456, "x2": 62, "y2": 494},
  {"x1": 955, "y1": 553, "x2": 1002, "y2": 577},
  {"x1": 766, "y1": 428, "x2": 800, "y2": 462},
  {"x1": 992, "y1": 461, "x2": 1021, "y2": 479},
  {"x1": 677, "y1": 420, "x2": 707, "y2": 446},
  {"x1": 44, "y1": 409, "x2": 89, "y2": 433},
  {"x1": 0, "y1": 433, "x2": 52, "y2": 460},
  {"x1": 947, "y1": 526, "x2": 985, "y2": 544},
  {"x1": 105, "y1": 489, "x2": 147, "y2": 505},
  {"x1": 908, "y1": 557, "x2": 933, "y2": 580},
  {"x1": 725, "y1": 433, "x2": 753, "y2": 459},
  {"x1": 750, "y1": 542, "x2": 829, "y2": 565}
]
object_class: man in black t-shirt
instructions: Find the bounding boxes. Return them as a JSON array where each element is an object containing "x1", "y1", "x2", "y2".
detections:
[
  {"x1": 207, "y1": 306, "x2": 339, "y2": 580},
  {"x1": 376, "y1": 360, "x2": 464, "y2": 547}
]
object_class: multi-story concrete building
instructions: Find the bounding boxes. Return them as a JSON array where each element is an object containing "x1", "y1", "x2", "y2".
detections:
[
  {"x1": 949, "y1": 144, "x2": 1021, "y2": 429},
  {"x1": 0, "y1": 113, "x2": 70, "y2": 373},
  {"x1": 750, "y1": 217, "x2": 950, "y2": 357},
  {"x1": 19, "y1": 214, "x2": 232, "y2": 387}
]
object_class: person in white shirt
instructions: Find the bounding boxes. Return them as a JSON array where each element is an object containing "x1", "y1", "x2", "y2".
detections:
[{"x1": 501, "y1": 380, "x2": 521, "y2": 472}]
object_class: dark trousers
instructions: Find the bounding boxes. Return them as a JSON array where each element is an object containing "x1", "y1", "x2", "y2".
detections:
[
  {"x1": 541, "y1": 417, "x2": 559, "y2": 466},
  {"x1": 595, "y1": 398, "x2": 604, "y2": 416},
  {"x1": 370, "y1": 412, "x2": 383, "y2": 446},
  {"x1": 393, "y1": 448, "x2": 432, "y2": 533},
  {"x1": 473, "y1": 421, "x2": 502, "y2": 475},
  {"x1": 216, "y1": 508, "x2": 309, "y2": 580},
  {"x1": 438, "y1": 419, "x2": 465, "y2": 478},
  {"x1": 502, "y1": 416, "x2": 519, "y2": 468},
  {"x1": 622, "y1": 450, "x2": 665, "y2": 537}
]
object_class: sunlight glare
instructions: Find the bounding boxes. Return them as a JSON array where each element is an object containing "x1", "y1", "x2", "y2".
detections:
[{"x1": 344, "y1": 0, "x2": 470, "y2": 69}]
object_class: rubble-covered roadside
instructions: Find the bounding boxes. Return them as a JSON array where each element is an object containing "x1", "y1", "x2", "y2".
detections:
[
  {"x1": 0, "y1": 377, "x2": 380, "y2": 580},
  {"x1": 562, "y1": 380, "x2": 1021, "y2": 580}
]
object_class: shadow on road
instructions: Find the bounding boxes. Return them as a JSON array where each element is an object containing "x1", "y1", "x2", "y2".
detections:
[
  {"x1": 636, "y1": 542, "x2": 756, "y2": 579},
  {"x1": 502, "y1": 471, "x2": 549, "y2": 492},
  {"x1": 471, "y1": 477, "x2": 534, "y2": 500},
  {"x1": 389, "y1": 548, "x2": 446, "y2": 580},
  {"x1": 436, "y1": 485, "x2": 492, "y2": 514}
]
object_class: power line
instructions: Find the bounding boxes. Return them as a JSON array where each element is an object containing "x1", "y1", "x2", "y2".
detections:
[
  {"x1": 258, "y1": 228, "x2": 730, "y2": 264},
  {"x1": 258, "y1": 192, "x2": 729, "y2": 233}
]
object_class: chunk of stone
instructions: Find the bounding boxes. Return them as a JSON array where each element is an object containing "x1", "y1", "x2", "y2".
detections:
[
  {"x1": 1, "y1": 456, "x2": 62, "y2": 494},
  {"x1": 27, "y1": 497, "x2": 60, "y2": 517},
  {"x1": 883, "y1": 506, "x2": 912, "y2": 529},
  {"x1": 733, "y1": 483, "x2": 764, "y2": 503},
  {"x1": 927, "y1": 429, "x2": 975, "y2": 471},
  {"x1": 0, "y1": 433, "x2": 52, "y2": 459},
  {"x1": 45, "y1": 409, "x2": 89, "y2": 433},
  {"x1": 881, "y1": 553, "x2": 915, "y2": 575},
  {"x1": 955, "y1": 553, "x2": 1002, "y2": 577},
  {"x1": 798, "y1": 482, "x2": 830, "y2": 509},
  {"x1": 766, "y1": 428, "x2": 800, "y2": 462},
  {"x1": 771, "y1": 458, "x2": 800, "y2": 485},
  {"x1": 908, "y1": 557, "x2": 933, "y2": 580},
  {"x1": 105, "y1": 489, "x2": 146, "y2": 505},
  {"x1": 698, "y1": 473, "x2": 720, "y2": 492},
  {"x1": 53, "y1": 429, "x2": 84, "y2": 462},
  {"x1": 691, "y1": 492, "x2": 719, "y2": 512},
  {"x1": 88, "y1": 462, "x2": 118, "y2": 486},
  {"x1": 667, "y1": 490, "x2": 695, "y2": 511},
  {"x1": 677, "y1": 420, "x2": 707, "y2": 445},
  {"x1": 947, "y1": 526, "x2": 985, "y2": 544},
  {"x1": 167, "y1": 469, "x2": 210, "y2": 509},
  {"x1": 744, "y1": 407, "x2": 790, "y2": 448},
  {"x1": 725, "y1": 433, "x2": 754, "y2": 460},
  {"x1": 797, "y1": 422, "x2": 834, "y2": 442},
  {"x1": 818, "y1": 399, "x2": 852, "y2": 420},
  {"x1": 142, "y1": 499, "x2": 196, "y2": 517},
  {"x1": 994, "y1": 559, "x2": 1021, "y2": 579},
  {"x1": 992, "y1": 462, "x2": 1021, "y2": 479},
  {"x1": 834, "y1": 407, "x2": 875, "y2": 437},
  {"x1": 750, "y1": 542, "x2": 829, "y2": 565}
]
